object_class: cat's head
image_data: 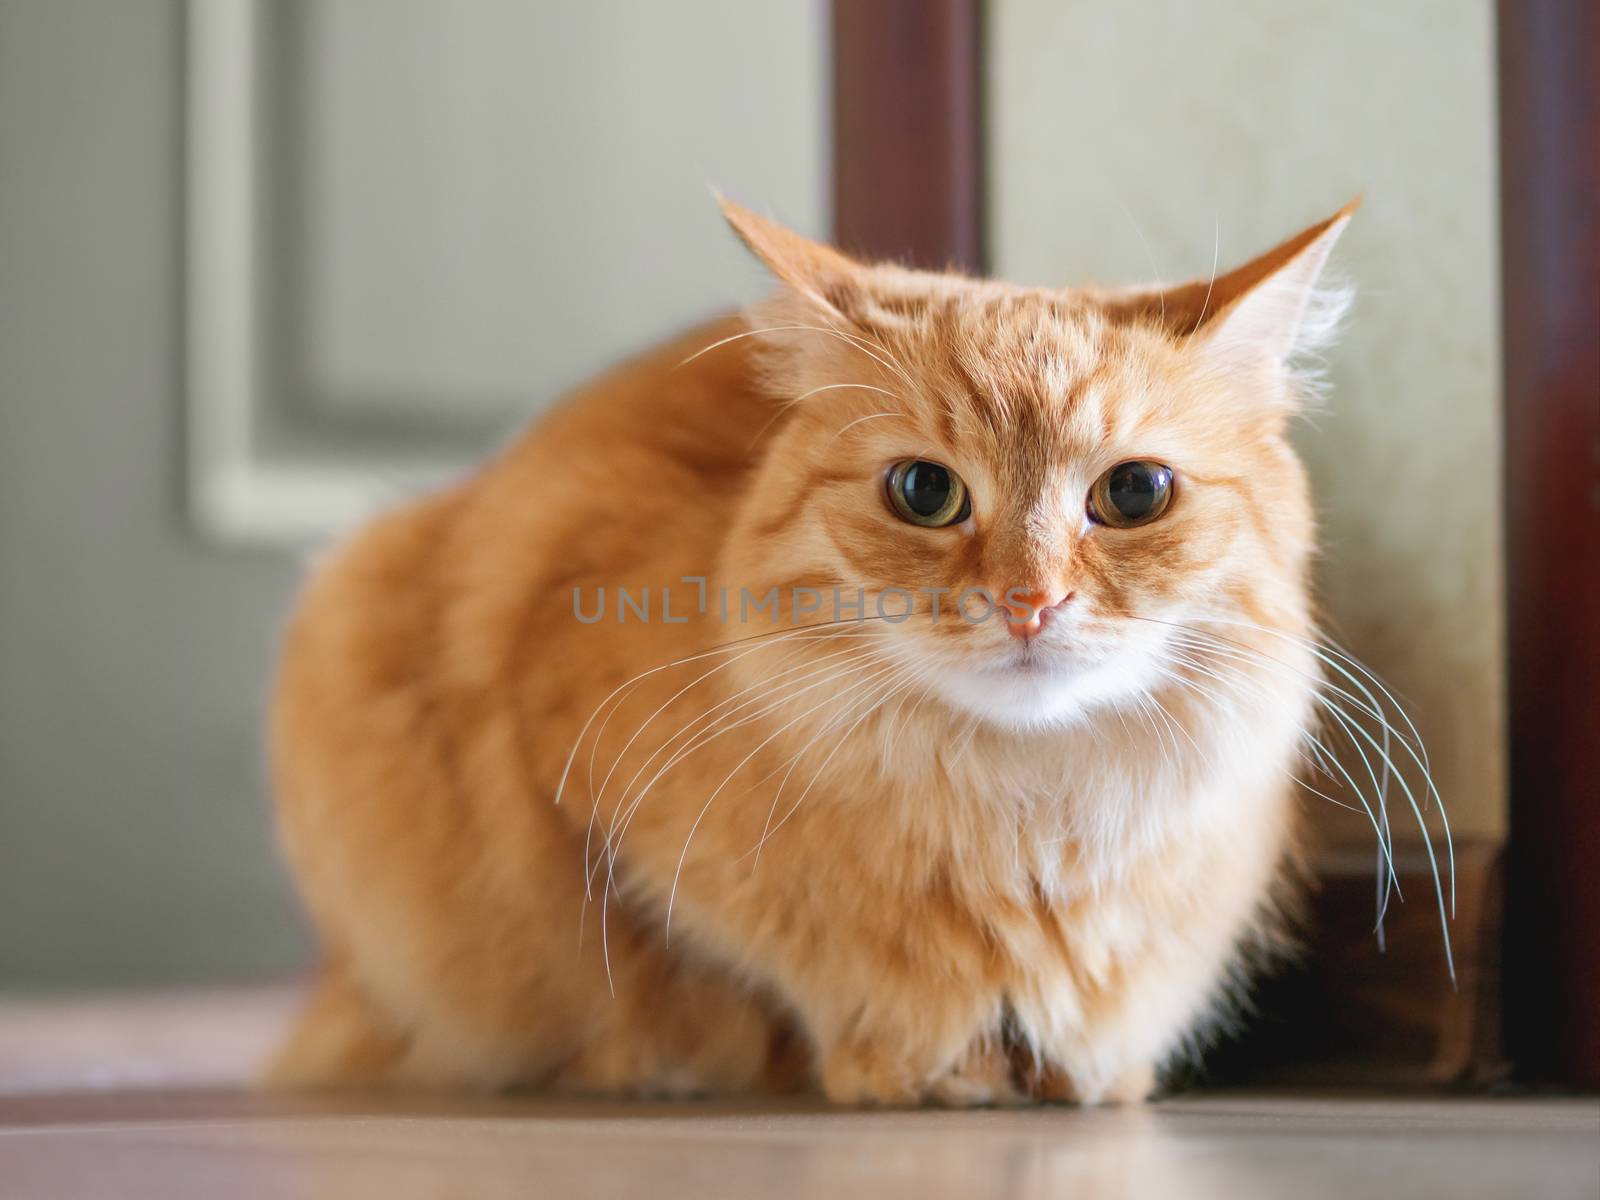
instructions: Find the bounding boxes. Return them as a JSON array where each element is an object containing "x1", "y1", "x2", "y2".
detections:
[{"x1": 718, "y1": 197, "x2": 1353, "y2": 730}]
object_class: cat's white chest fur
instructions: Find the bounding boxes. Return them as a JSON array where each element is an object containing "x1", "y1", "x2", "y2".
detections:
[{"x1": 873, "y1": 667, "x2": 1309, "y2": 1100}]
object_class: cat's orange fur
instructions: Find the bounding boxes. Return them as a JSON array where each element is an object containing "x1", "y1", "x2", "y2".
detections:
[{"x1": 266, "y1": 198, "x2": 1356, "y2": 1104}]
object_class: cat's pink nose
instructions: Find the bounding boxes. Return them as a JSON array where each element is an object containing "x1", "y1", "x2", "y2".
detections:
[{"x1": 1002, "y1": 589, "x2": 1071, "y2": 639}]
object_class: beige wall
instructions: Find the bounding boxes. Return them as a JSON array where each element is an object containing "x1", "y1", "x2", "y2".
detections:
[{"x1": 989, "y1": 0, "x2": 1504, "y2": 841}]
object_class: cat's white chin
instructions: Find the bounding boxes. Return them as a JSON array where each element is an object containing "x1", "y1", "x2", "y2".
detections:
[{"x1": 930, "y1": 649, "x2": 1166, "y2": 731}]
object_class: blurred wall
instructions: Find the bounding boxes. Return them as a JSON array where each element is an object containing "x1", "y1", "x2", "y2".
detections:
[
  {"x1": 990, "y1": 0, "x2": 1505, "y2": 844},
  {"x1": 0, "y1": 0, "x2": 825, "y2": 989},
  {"x1": 286, "y1": 0, "x2": 826, "y2": 423},
  {"x1": 0, "y1": 0, "x2": 309, "y2": 987}
]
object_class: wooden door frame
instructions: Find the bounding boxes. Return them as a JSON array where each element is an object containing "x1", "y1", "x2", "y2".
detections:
[
  {"x1": 1497, "y1": 0, "x2": 1600, "y2": 1089},
  {"x1": 831, "y1": 0, "x2": 1600, "y2": 1087},
  {"x1": 831, "y1": 0, "x2": 983, "y2": 273}
]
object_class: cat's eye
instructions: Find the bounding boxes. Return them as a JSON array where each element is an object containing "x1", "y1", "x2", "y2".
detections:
[
  {"x1": 1089, "y1": 460, "x2": 1174, "y2": 528},
  {"x1": 886, "y1": 460, "x2": 970, "y2": 527}
]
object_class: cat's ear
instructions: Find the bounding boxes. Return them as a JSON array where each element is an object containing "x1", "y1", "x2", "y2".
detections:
[
  {"x1": 1190, "y1": 200, "x2": 1357, "y2": 371},
  {"x1": 716, "y1": 194, "x2": 862, "y2": 319},
  {"x1": 1104, "y1": 200, "x2": 1357, "y2": 372}
]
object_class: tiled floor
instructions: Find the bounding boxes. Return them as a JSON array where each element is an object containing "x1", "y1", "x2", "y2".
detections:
[{"x1": 1, "y1": 989, "x2": 1595, "y2": 1199}]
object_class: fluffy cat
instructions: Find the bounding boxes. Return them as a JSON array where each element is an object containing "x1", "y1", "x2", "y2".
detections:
[{"x1": 266, "y1": 196, "x2": 1365, "y2": 1105}]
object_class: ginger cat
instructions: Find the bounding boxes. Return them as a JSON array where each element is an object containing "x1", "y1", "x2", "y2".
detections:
[{"x1": 267, "y1": 196, "x2": 1377, "y2": 1105}]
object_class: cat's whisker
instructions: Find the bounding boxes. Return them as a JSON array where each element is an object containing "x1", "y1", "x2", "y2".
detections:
[
  {"x1": 877, "y1": 671, "x2": 920, "y2": 765},
  {"x1": 751, "y1": 659, "x2": 929, "y2": 864},
  {"x1": 597, "y1": 608, "x2": 928, "y2": 860},
  {"x1": 1167, "y1": 625, "x2": 1397, "y2": 737},
  {"x1": 1121, "y1": 692, "x2": 1176, "y2": 783},
  {"x1": 595, "y1": 644, "x2": 881, "y2": 883},
  {"x1": 591, "y1": 635, "x2": 873, "y2": 847},
  {"x1": 601, "y1": 633, "x2": 890, "y2": 820},
  {"x1": 558, "y1": 616, "x2": 889, "y2": 811},
  {"x1": 1185, "y1": 618, "x2": 1436, "y2": 781},
  {"x1": 1174, "y1": 619, "x2": 1420, "y2": 932},
  {"x1": 1189, "y1": 215, "x2": 1221, "y2": 336},
  {"x1": 583, "y1": 675, "x2": 647, "y2": 827},
  {"x1": 1313, "y1": 689, "x2": 1454, "y2": 980},
  {"x1": 1314, "y1": 690, "x2": 1408, "y2": 930},
  {"x1": 1146, "y1": 615, "x2": 1445, "y2": 965},
  {"x1": 583, "y1": 638, "x2": 798, "y2": 896},
  {"x1": 1160, "y1": 650, "x2": 1365, "y2": 820},
  {"x1": 1165, "y1": 641, "x2": 1340, "y2": 775},
  {"x1": 749, "y1": 383, "x2": 905, "y2": 450},
  {"x1": 1149, "y1": 666, "x2": 1237, "y2": 768},
  {"x1": 586, "y1": 637, "x2": 814, "y2": 901},
  {"x1": 711, "y1": 648, "x2": 922, "y2": 829},
  {"x1": 750, "y1": 671, "x2": 906, "y2": 862},
  {"x1": 679, "y1": 321, "x2": 919, "y2": 399},
  {"x1": 593, "y1": 643, "x2": 910, "y2": 993},
  {"x1": 1161, "y1": 648, "x2": 1340, "y2": 784},
  {"x1": 660, "y1": 657, "x2": 914, "y2": 946},
  {"x1": 1165, "y1": 655, "x2": 1403, "y2": 947},
  {"x1": 793, "y1": 381, "x2": 902, "y2": 404},
  {"x1": 1144, "y1": 683, "x2": 1182, "y2": 751},
  {"x1": 1162, "y1": 634, "x2": 1403, "y2": 902},
  {"x1": 945, "y1": 710, "x2": 984, "y2": 773},
  {"x1": 1160, "y1": 624, "x2": 1408, "y2": 827},
  {"x1": 879, "y1": 666, "x2": 939, "y2": 771},
  {"x1": 674, "y1": 324, "x2": 839, "y2": 368},
  {"x1": 598, "y1": 633, "x2": 915, "y2": 892},
  {"x1": 591, "y1": 637, "x2": 887, "y2": 896},
  {"x1": 734, "y1": 651, "x2": 913, "y2": 802},
  {"x1": 577, "y1": 620, "x2": 906, "y2": 918},
  {"x1": 809, "y1": 318, "x2": 922, "y2": 394},
  {"x1": 1146, "y1": 694, "x2": 1184, "y2": 780},
  {"x1": 1143, "y1": 681, "x2": 1210, "y2": 768},
  {"x1": 1112, "y1": 194, "x2": 1168, "y2": 325},
  {"x1": 1168, "y1": 620, "x2": 1431, "y2": 918},
  {"x1": 573, "y1": 620, "x2": 889, "y2": 901},
  {"x1": 829, "y1": 411, "x2": 905, "y2": 443}
]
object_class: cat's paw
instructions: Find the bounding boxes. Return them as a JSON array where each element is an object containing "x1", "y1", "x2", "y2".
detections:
[
  {"x1": 925, "y1": 1042, "x2": 1028, "y2": 1108},
  {"x1": 1099, "y1": 1061, "x2": 1157, "y2": 1105},
  {"x1": 1022, "y1": 1059, "x2": 1156, "y2": 1106},
  {"x1": 819, "y1": 1039, "x2": 919, "y2": 1107},
  {"x1": 820, "y1": 1039, "x2": 1023, "y2": 1108},
  {"x1": 995, "y1": 1041, "x2": 1156, "y2": 1106}
]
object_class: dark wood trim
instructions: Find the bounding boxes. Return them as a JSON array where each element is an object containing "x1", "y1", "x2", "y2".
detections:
[
  {"x1": 1204, "y1": 843, "x2": 1505, "y2": 1089},
  {"x1": 830, "y1": 0, "x2": 983, "y2": 272},
  {"x1": 1498, "y1": 0, "x2": 1600, "y2": 1088}
]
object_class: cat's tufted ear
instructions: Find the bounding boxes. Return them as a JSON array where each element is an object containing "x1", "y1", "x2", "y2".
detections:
[
  {"x1": 1103, "y1": 200, "x2": 1357, "y2": 373},
  {"x1": 1192, "y1": 200, "x2": 1357, "y2": 372},
  {"x1": 716, "y1": 194, "x2": 862, "y2": 319}
]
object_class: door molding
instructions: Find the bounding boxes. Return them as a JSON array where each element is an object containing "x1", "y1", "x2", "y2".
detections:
[
  {"x1": 185, "y1": 0, "x2": 827, "y2": 545},
  {"x1": 831, "y1": 0, "x2": 983, "y2": 272},
  {"x1": 185, "y1": 0, "x2": 466, "y2": 543},
  {"x1": 1497, "y1": 0, "x2": 1600, "y2": 1087}
]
